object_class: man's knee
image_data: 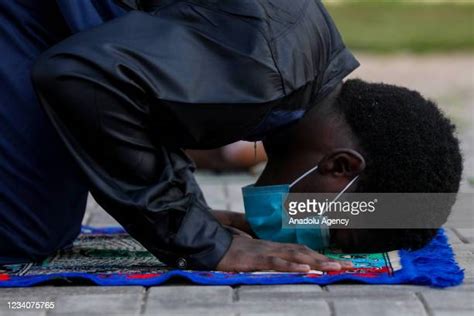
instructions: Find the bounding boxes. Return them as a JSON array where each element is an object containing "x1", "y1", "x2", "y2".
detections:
[{"x1": 0, "y1": 225, "x2": 80, "y2": 264}]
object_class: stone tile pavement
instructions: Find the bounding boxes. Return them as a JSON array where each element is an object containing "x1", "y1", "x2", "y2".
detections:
[
  {"x1": 1, "y1": 54, "x2": 473, "y2": 315},
  {"x1": 0, "y1": 170, "x2": 472, "y2": 316}
]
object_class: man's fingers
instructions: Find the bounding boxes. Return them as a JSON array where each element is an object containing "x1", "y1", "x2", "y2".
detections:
[
  {"x1": 276, "y1": 244, "x2": 352, "y2": 271},
  {"x1": 286, "y1": 252, "x2": 343, "y2": 271},
  {"x1": 260, "y1": 257, "x2": 311, "y2": 273},
  {"x1": 337, "y1": 260, "x2": 353, "y2": 269},
  {"x1": 216, "y1": 236, "x2": 352, "y2": 273}
]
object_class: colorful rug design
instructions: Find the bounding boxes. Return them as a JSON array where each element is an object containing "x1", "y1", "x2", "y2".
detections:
[{"x1": 0, "y1": 227, "x2": 463, "y2": 288}]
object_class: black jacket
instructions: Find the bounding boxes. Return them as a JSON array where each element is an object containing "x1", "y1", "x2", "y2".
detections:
[{"x1": 32, "y1": 0, "x2": 359, "y2": 270}]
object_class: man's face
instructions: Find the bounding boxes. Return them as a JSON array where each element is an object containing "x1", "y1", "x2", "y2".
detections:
[{"x1": 257, "y1": 93, "x2": 374, "y2": 252}]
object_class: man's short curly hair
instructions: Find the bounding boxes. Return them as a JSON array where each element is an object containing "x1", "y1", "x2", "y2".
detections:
[{"x1": 334, "y1": 79, "x2": 463, "y2": 252}]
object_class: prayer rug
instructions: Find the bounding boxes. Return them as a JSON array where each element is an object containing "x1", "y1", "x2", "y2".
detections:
[{"x1": 0, "y1": 227, "x2": 463, "y2": 288}]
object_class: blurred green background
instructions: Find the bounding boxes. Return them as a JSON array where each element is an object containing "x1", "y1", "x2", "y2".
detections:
[{"x1": 325, "y1": 1, "x2": 474, "y2": 53}]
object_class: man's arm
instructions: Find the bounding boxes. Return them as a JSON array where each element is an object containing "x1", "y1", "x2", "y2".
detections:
[
  {"x1": 211, "y1": 210, "x2": 255, "y2": 237},
  {"x1": 32, "y1": 11, "x2": 349, "y2": 272}
]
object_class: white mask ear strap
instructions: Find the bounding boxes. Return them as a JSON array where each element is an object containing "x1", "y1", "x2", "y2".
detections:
[
  {"x1": 289, "y1": 164, "x2": 319, "y2": 188},
  {"x1": 332, "y1": 175, "x2": 360, "y2": 202}
]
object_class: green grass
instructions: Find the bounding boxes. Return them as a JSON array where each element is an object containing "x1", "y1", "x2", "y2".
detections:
[
  {"x1": 325, "y1": 2, "x2": 474, "y2": 53},
  {"x1": 469, "y1": 177, "x2": 474, "y2": 187}
]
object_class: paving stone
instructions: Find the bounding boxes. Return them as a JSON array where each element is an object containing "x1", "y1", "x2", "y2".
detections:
[
  {"x1": 0, "y1": 286, "x2": 144, "y2": 298},
  {"x1": 88, "y1": 211, "x2": 121, "y2": 227},
  {"x1": 85, "y1": 195, "x2": 104, "y2": 214},
  {"x1": 221, "y1": 174, "x2": 258, "y2": 186},
  {"x1": 83, "y1": 194, "x2": 102, "y2": 225},
  {"x1": 324, "y1": 289, "x2": 423, "y2": 304},
  {"x1": 452, "y1": 243, "x2": 474, "y2": 254},
  {"x1": 0, "y1": 287, "x2": 145, "y2": 315},
  {"x1": 421, "y1": 291, "x2": 474, "y2": 312},
  {"x1": 81, "y1": 210, "x2": 91, "y2": 225},
  {"x1": 326, "y1": 284, "x2": 425, "y2": 295},
  {"x1": 0, "y1": 311, "x2": 45, "y2": 316},
  {"x1": 0, "y1": 289, "x2": 55, "y2": 300},
  {"x1": 201, "y1": 184, "x2": 228, "y2": 210},
  {"x1": 0, "y1": 298, "x2": 49, "y2": 315},
  {"x1": 454, "y1": 251, "x2": 474, "y2": 263},
  {"x1": 444, "y1": 228, "x2": 464, "y2": 244},
  {"x1": 226, "y1": 184, "x2": 244, "y2": 202},
  {"x1": 226, "y1": 184, "x2": 245, "y2": 213},
  {"x1": 322, "y1": 290, "x2": 428, "y2": 316},
  {"x1": 328, "y1": 284, "x2": 474, "y2": 294},
  {"x1": 145, "y1": 286, "x2": 233, "y2": 311},
  {"x1": 145, "y1": 301, "x2": 330, "y2": 316},
  {"x1": 455, "y1": 228, "x2": 474, "y2": 243},
  {"x1": 432, "y1": 311, "x2": 473, "y2": 316},
  {"x1": 196, "y1": 172, "x2": 258, "y2": 186},
  {"x1": 0, "y1": 298, "x2": 48, "y2": 314},
  {"x1": 85, "y1": 198, "x2": 121, "y2": 226},
  {"x1": 144, "y1": 307, "x2": 237, "y2": 316},
  {"x1": 429, "y1": 283, "x2": 474, "y2": 291},
  {"x1": 455, "y1": 255, "x2": 474, "y2": 279},
  {"x1": 49, "y1": 293, "x2": 143, "y2": 315},
  {"x1": 195, "y1": 171, "x2": 227, "y2": 185},
  {"x1": 446, "y1": 199, "x2": 474, "y2": 229},
  {"x1": 333, "y1": 296, "x2": 426, "y2": 316},
  {"x1": 463, "y1": 270, "x2": 474, "y2": 281},
  {"x1": 238, "y1": 285, "x2": 323, "y2": 303},
  {"x1": 233, "y1": 300, "x2": 330, "y2": 316},
  {"x1": 239, "y1": 285, "x2": 324, "y2": 295},
  {"x1": 0, "y1": 296, "x2": 55, "y2": 316},
  {"x1": 464, "y1": 276, "x2": 474, "y2": 285},
  {"x1": 453, "y1": 243, "x2": 474, "y2": 267}
]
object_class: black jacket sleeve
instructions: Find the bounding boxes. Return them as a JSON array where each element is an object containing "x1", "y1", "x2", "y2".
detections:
[{"x1": 31, "y1": 14, "x2": 234, "y2": 271}]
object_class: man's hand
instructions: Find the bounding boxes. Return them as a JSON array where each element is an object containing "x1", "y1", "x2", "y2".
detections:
[
  {"x1": 217, "y1": 235, "x2": 352, "y2": 273},
  {"x1": 212, "y1": 210, "x2": 255, "y2": 237}
]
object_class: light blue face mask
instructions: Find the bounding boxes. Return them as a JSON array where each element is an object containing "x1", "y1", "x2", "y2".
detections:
[{"x1": 242, "y1": 164, "x2": 359, "y2": 250}]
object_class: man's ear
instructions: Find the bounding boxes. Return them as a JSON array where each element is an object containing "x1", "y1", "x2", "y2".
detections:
[{"x1": 318, "y1": 149, "x2": 366, "y2": 177}]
